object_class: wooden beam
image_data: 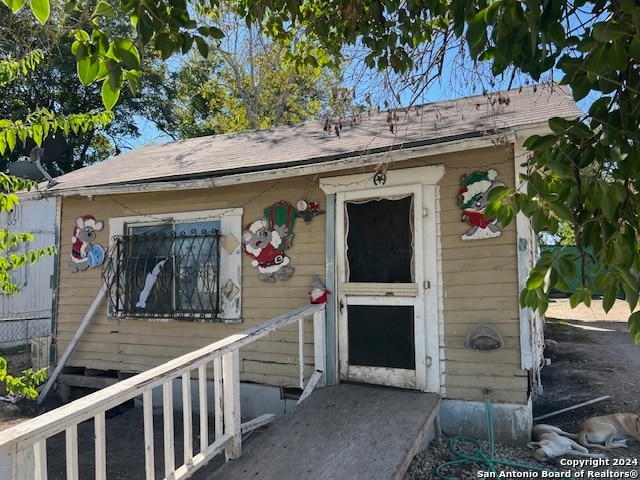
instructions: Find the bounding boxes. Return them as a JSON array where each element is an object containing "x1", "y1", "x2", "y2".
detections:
[
  {"x1": 57, "y1": 374, "x2": 119, "y2": 389},
  {"x1": 240, "y1": 414, "x2": 276, "y2": 435},
  {"x1": 38, "y1": 285, "x2": 107, "y2": 403}
]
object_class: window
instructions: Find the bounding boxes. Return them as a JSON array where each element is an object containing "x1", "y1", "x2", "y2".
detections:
[{"x1": 106, "y1": 209, "x2": 242, "y2": 322}]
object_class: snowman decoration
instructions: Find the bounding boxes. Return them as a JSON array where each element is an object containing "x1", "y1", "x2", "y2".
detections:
[{"x1": 457, "y1": 169, "x2": 504, "y2": 240}]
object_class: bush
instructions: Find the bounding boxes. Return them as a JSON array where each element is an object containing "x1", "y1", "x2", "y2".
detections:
[{"x1": 0, "y1": 356, "x2": 48, "y2": 402}]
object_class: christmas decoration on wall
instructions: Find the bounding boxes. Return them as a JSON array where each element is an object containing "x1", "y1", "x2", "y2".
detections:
[
  {"x1": 69, "y1": 215, "x2": 106, "y2": 272},
  {"x1": 296, "y1": 199, "x2": 325, "y2": 223},
  {"x1": 309, "y1": 274, "x2": 330, "y2": 304},
  {"x1": 457, "y1": 169, "x2": 504, "y2": 241},
  {"x1": 242, "y1": 200, "x2": 296, "y2": 282}
]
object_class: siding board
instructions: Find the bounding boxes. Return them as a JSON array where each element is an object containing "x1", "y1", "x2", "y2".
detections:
[{"x1": 55, "y1": 146, "x2": 531, "y2": 405}]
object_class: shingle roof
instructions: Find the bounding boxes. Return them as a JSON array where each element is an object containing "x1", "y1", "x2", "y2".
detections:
[{"x1": 45, "y1": 84, "x2": 580, "y2": 193}]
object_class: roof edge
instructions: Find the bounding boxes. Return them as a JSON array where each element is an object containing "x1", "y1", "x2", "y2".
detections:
[{"x1": 25, "y1": 130, "x2": 526, "y2": 200}]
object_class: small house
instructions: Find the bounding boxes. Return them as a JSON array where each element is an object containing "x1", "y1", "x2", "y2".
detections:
[{"x1": 33, "y1": 85, "x2": 580, "y2": 444}]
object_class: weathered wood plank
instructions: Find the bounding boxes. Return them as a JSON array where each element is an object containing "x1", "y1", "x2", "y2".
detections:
[
  {"x1": 94, "y1": 413, "x2": 107, "y2": 480},
  {"x1": 142, "y1": 390, "x2": 155, "y2": 480},
  {"x1": 205, "y1": 384, "x2": 440, "y2": 480}
]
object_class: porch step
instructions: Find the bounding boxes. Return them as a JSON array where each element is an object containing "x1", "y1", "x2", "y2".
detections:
[{"x1": 202, "y1": 384, "x2": 441, "y2": 480}]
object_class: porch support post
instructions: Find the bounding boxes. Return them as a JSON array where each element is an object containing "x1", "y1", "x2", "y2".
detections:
[
  {"x1": 313, "y1": 309, "x2": 326, "y2": 387},
  {"x1": 324, "y1": 193, "x2": 338, "y2": 385}
]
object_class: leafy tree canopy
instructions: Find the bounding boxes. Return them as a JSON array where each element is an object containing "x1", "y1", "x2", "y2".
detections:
[{"x1": 4, "y1": 0, "x2": 640, "y2": 341}]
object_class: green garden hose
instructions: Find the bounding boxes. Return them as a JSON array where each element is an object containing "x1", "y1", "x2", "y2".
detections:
[{"x1": 435, "y1": 390, "x2": 576, "y2": 480}]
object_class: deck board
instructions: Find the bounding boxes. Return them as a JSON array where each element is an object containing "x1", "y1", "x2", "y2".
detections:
[{"x1": 201, "y1": 383, "x2": 440, "y2": 480}]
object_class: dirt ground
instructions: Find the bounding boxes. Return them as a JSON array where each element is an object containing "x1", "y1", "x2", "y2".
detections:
[
  {"x1": 2, "y1": 298, "x2": 640, "y2": 478},
  {"x1": 532, "y1": 297, "x2": 640, "y2": 463}
]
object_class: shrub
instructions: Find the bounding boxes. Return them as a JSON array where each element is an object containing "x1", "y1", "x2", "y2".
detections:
[{"x1": 0, "y1": 356, "x2": 48, "y2": 402}]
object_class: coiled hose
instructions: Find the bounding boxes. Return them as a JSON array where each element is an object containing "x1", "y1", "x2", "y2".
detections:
[{"x1": 435, "y1": 389, "x2": 576, "y2": 479}]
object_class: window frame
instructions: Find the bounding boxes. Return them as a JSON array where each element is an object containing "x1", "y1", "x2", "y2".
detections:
[{"x1": 108, "y1": 208, "x2": 243, "y2": 323}]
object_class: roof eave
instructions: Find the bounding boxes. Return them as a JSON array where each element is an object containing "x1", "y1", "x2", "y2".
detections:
[{"x1": 28, "y1": 128, "x2": 530, "y2": 200}]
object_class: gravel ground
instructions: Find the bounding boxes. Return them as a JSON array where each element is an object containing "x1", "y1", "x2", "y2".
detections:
[{"x1": 406, "y1": 436, "x2": 559, "y2": 479}]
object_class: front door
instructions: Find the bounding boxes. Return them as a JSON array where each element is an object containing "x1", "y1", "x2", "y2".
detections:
[{"x1": 336, "y1": 184, "x2": 428, "y2": 390}]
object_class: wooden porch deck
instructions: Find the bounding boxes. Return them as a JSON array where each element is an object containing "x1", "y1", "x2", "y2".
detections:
[{"x1": 200, "y1": 384, "x2": 441, "y2": 480}]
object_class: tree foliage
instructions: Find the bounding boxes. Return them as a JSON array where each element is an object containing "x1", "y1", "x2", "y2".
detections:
[
  {"x1": 0, "y1": 4, "x2": 172, "y2": 171},
  {"x1": 143, "y1": 18, "x2": 333, "y2": 139},
  {"x1": 4, "y1": 0, "x2": 640, "y2": 341}
]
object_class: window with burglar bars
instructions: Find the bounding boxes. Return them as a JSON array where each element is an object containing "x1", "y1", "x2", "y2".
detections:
[{"x1": 107, "y1": 220, "x2": 222, "y2": 320}]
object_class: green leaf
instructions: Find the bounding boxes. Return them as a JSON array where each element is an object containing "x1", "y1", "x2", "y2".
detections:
[
  {"x1": 3, "y1": 0, "x2": 25, "y2": 13},
  {"x1": 525, "y1": 134, "x2": 558, "y2": 151},
  {"x1": 589, "y1": 96, "x2": 611, "y2": 117},
  {"x1": 630, "y1": 35, "x2": 640, "y2": 61},
  {"x1": 602, "y1": 282, "x2": 619, "y2": 312},
  {"x1": 592, "y1": 21, "x2": 628, "y2": 42},
  {"x1": 546, "y1": 21, "x2": 566, "y2": 46},
  {"x1": 93, "y1": 0, "x2": 116, "y2": 18},
  {"x1": 195, "y1": 36, "x2": 209, "y2": 58},
  {"x1": 5, "y1": 129, "x2": 16, "y2": 152},
  {"x1": 587, "y1": 43, "x2": 610, "y2": 74},
  {"x1": 114, "y1": 38, "x2": 140, "y2": 70},
  {"x1": 628, "y1": 311, "x2": 640, "y2": 344},
  {"x1": 155, "y1": 32, "x2": 174, "y2": 60},
  {"x1": 548, "y1": 117, "x2": 572, "y2": 135},
  {"x1": 29, "y1": 0, "x2": 50, "y2": 24},
  {"x1": 101, "y1": 78, "x2": 120, "y2": 111},
  {"x1": 198, "y1": 26, "x2": 225, "y2": 40},
  {"x1": 77, "y1": 56, "x2": 99, "y2": 86},
  {"x1": 124, "y1": 70, "x2": 140, "y2": 95},
  {"x1": 466, "y1": 12, "x2": 489, "y2": 58},
  {"x1": 569, "y1": 287, "x2": 591, "y2": 308},
  {"x1": 527, "y1": 267, "x2": 545, "y2": 290},
  {"x1": 610, "y1": 39, "x2": 629, "y2": 71},
  {"x1": 558, "y1": 254, "x2": 577, "y2": 280}
]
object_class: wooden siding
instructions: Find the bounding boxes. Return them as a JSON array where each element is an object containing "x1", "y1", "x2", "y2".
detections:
[
  {"x1": 55, "y1": 144, "x2": 528, "y2": 404},
  {"x1": 55, "y1": 177, "x2": 325, "y2": 388},
  {"x1": 435, "y1": 145, "x2": 526, "y2": 404}
]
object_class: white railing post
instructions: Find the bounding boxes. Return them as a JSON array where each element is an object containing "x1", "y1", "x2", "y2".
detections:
[
  {"x1": 297, "y1": 307, "x2": 326, "y2": 404},
  {"x1": 313, "y1": 309, "x2": 326, "y2": 387},
  {"x1": 198, "y1": 364, "x2": 209, "y2": 453},
  {"x1": 65, "y1": 425, "x2": 79, "y2": 479},
  {"x1": 95, "y1": 412, "x2": 107, "y2": 479},
  {"x1": 298, "y1": 318, "x2": 305, "y2": 389},
  {"x1": 163, "y1": 382, "x2": 175, "y2": 477},
  {"x1": 222, "y1": 350, "x2": 241, "y2": 460},
  {"x1": 142, "y1": 390, "x2": 155, "y2": 480},
  {"x1": 213, "y1": 357, "x2": 223, "y2": 442},
  {"x1": 182, "y1": 372, "x2": 194, "y2": 468}
]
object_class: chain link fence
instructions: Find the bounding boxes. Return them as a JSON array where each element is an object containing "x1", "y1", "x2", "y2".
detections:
[
  {"x1": 0, "y1": 318, "x2": 50, "y2": 350},
  {"x1": 0, "y1": 318, "x2": 52, "y2": 373}
]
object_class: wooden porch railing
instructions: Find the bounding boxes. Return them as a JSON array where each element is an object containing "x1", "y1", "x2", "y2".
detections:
[{"x1": 0, "y1": 303, "x2": 326, "y2": 480}]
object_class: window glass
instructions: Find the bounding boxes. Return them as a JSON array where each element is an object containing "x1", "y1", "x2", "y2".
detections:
[{"x1": 117, "y1": 220, "x2": 222, "y2": 319}]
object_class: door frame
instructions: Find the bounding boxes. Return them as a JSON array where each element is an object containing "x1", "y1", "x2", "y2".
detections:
[{"x1": 320, "y1": 165, "x2": 445, "y2": 393}]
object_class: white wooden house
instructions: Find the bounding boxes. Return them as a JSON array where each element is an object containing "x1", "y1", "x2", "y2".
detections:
[{"x1": 31, "y1": 85, "x2": 580, "y2": 444}]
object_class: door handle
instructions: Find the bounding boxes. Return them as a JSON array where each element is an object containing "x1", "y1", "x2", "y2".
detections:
[{"x1": 339, "y1": 299, "x2": 345, "y2": 313}]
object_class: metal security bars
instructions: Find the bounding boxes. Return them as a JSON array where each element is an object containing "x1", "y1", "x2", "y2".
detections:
[{"x1": 104, "y1": 228, "x2": 222, "y2": 320}]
